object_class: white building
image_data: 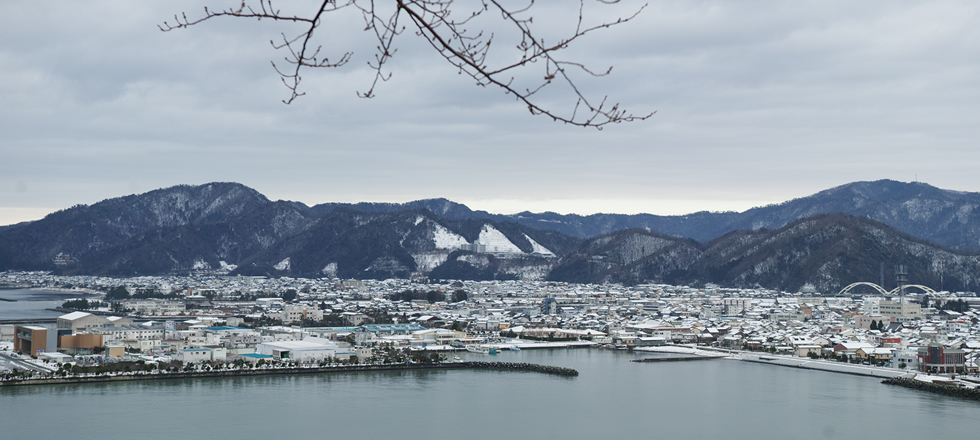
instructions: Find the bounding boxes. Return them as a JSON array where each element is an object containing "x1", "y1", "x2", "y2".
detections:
[
  {"x1": 270, "y1": 304, "x2": 324, "y2": 324},
  {"x1": 892, "y1": 348, "x2": 919, "y2": 370},
  {"x1": 181, "y1": 348, "x2": 212, "y2": 363},
  {"x1": 256, "y1": 338, "x2": 343, "y2": 362},
  {"x1": 878, "y1": 299, "x2": 921, "y2": 322},
  {"x1": 121, "y1": 299, "x2": 186, "y2": 316},
  {"x1": 97, "y1": 325, "x2": 164, "y2": 343},
  {"x1": 180, "y1": 346, "x2": 227, "y2": 363},
  {"x1": 57, "y1": 312, "x2": 111, "y2": 332}
]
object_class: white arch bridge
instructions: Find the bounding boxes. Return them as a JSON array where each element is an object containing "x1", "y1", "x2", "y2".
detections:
[{"x1": 836, "y1": 282, "x2": 936, "y2": 296}]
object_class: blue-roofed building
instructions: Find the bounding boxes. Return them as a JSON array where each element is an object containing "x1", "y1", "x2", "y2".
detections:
[
  {"x1": 359, "y1": 323, "x2": 424, "y2": 334},
  {"x1": 207, "y1": 326, "x2": 252, "y2": 332}
]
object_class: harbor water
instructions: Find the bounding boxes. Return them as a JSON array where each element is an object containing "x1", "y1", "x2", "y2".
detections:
[
  {"x1": 1, "y1": 349, "x2": 976, "y2": 439},
  {"x1": 0, "y1": 289, "x2": 85, "y2": 320}
]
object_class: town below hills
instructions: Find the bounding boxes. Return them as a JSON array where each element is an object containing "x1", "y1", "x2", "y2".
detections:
[{"x1": 0, "y1": 179, "x2": 978, "y2": 293}]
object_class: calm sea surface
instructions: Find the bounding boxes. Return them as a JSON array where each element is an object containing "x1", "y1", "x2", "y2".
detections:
[
  {"x1": 0, "y1": 289, "x2": 87, "y2": 320},
  {"x1": 1, "y1": 349, "x2": 976, "y2": 439}
]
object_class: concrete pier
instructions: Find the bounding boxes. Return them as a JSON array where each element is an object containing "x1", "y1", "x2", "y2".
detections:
[{"x1": 632, "y1": 356, "x2": 722, "y2": 363}]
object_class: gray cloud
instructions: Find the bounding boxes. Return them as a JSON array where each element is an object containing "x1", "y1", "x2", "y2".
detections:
[{"x1": 2, "y1": 0, "x2": 979, "y2": 222}]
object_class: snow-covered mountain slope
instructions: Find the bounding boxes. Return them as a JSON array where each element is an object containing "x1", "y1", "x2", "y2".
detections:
[
  {"x1": 524, "y1": 234, "x2": 555, "y2": 256},
  {"x1": 432, "y1": 224, "x2": 468, "y2": 249},
  {"x1": 476, "y1": 224, "x2": 524, "y2": 253}
]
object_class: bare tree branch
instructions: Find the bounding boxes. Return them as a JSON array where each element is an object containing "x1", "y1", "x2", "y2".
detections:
[{"x1": 160, "y1": 0, "x2": 653, "y2": 127}]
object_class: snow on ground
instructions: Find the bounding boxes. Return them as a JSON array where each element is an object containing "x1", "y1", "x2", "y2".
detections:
[
  {"x1": 414, "y1": 215, "x2": 424, "y2": 225},
  {"x1": 413, "y1": 252, "x2": 450, "y2": 272},
  {"x1": 366, "y1": 256, "x2": 410, "y2": 273},
  {"x1": 274, "y1": 257, "x2": 291, "y2": 271},
  {"x1": 477, "y1": 225, "x2": 523, "y2": 253},
  {"x1": 192, "y1": 260, "x2": 210, "y2": 270},
  {"x1": 507, "y1": 340, "x2": 597, "y2": 349},
  {"x1": 634, "y1": 346, "x2": 725, "y2": 357},
  {"x1": 459, "y1": 254, "x2": 490, "y2": 269},
  {"x1": 219, "y1": 261, "x2": 238, "y2": 272},
  {"x1": 738, "y1": 352, "x2": 910, "y2": 378},
  {"x1": 503, "y1": 264, "x2": 551, "y2": 281},
  {"x1": 322, "y1": 262, "x2": 337, "y2": 277},
  {"x1": 523, "y1": 234, "x2": 555, "y2": 256},
  {"x1": 433, "y1": 224, "x2": 468, "y2": 249}
]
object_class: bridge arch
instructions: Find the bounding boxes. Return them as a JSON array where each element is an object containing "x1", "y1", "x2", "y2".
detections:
[
  {"x1": 837, "y1": 282, "x2": 888, "y2": 296},
  {"x1": 889, "y1": 284, "x2": 937, "y2": 295}
]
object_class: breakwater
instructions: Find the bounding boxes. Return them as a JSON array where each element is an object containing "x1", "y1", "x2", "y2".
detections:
[
  {"x1": 0, "y1": 361, "x2": 578, "y2": 387},
  {"x1": 882, "y1": 377, "x2": 980, "y2": 401},
  {"x1": 466, "y1": 361, "x2": 579, "y2": 376}
]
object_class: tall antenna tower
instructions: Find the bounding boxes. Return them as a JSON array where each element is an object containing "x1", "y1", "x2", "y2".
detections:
[{"x1": 895, "y1": 265, "x2": 908, "y2": 302}]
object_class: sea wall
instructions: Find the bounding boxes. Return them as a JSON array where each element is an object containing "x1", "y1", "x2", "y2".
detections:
[
  {"x1": 740, "y1": 354, "x2": 908, "y2": 378},
  {"x1": 881, "y1": 377, "x2": 980, "y2": 401},
  {"x1": 0, "y1": 361, "x2": 578, "y2": 387}
]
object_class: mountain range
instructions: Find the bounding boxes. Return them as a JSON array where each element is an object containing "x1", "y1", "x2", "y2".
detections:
[
  {"x1": 313, "y1": 180, "x2": 980, "y2": 251},
  {"x1": 0, "y1": 180, "x2": 977, "y2": 293},
  {"x1": 548, "y1": 214, "x2": 980, "y2": 293}
]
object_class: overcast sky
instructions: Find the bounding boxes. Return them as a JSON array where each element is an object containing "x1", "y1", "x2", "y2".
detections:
[{"x1": 2, "y1": 0, "x2": 979, "y2": 225}]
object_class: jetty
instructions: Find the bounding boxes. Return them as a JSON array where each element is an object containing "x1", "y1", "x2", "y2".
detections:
[
  {"x1": 632, "y1": 356, "x2": 721, "y2": 363},
  {"x1": 882, "y1": 376, "x2": 980, "y2": 401},
  {"x1": 467, "y1": 361, "x2": 579, "y2": 376},
  {"x1": 0, "y1": 361, "x2": 579, "y2": 387}
]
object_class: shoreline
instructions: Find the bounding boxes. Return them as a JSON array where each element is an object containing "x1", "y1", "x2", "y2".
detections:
[
  {"x1": 685, "y1": 345, "x2": 917, "y2": 379},
  {"x1": 0, "y1": 361, "x2": 578, "y2": 387},
  {"x1": 735, "y1": 352, "x2": 912, "y2": 378}
]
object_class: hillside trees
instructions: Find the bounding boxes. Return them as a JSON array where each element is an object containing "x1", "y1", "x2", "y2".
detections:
[
  {"x1": 389, "y1": 289, "x2": 445, "y2": 303},
  {"x1": 106, "y1": 286, "x2": 130, "y2": 300},
  {"x1": 425, "y1": 290, "x2": 446, "y2": 304},
  {"x1": 451, "y1": 289, "x2": 468, "y2": 302},
  {"x1": 61, "y1": 298, "x2": 107, "y2": 310},
  {"x1": 940, "y1": 299, "x2": 969, "y2": 313},
  {"x1": 159, "y1": 0, "x2": 651, "y2": 128}
]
